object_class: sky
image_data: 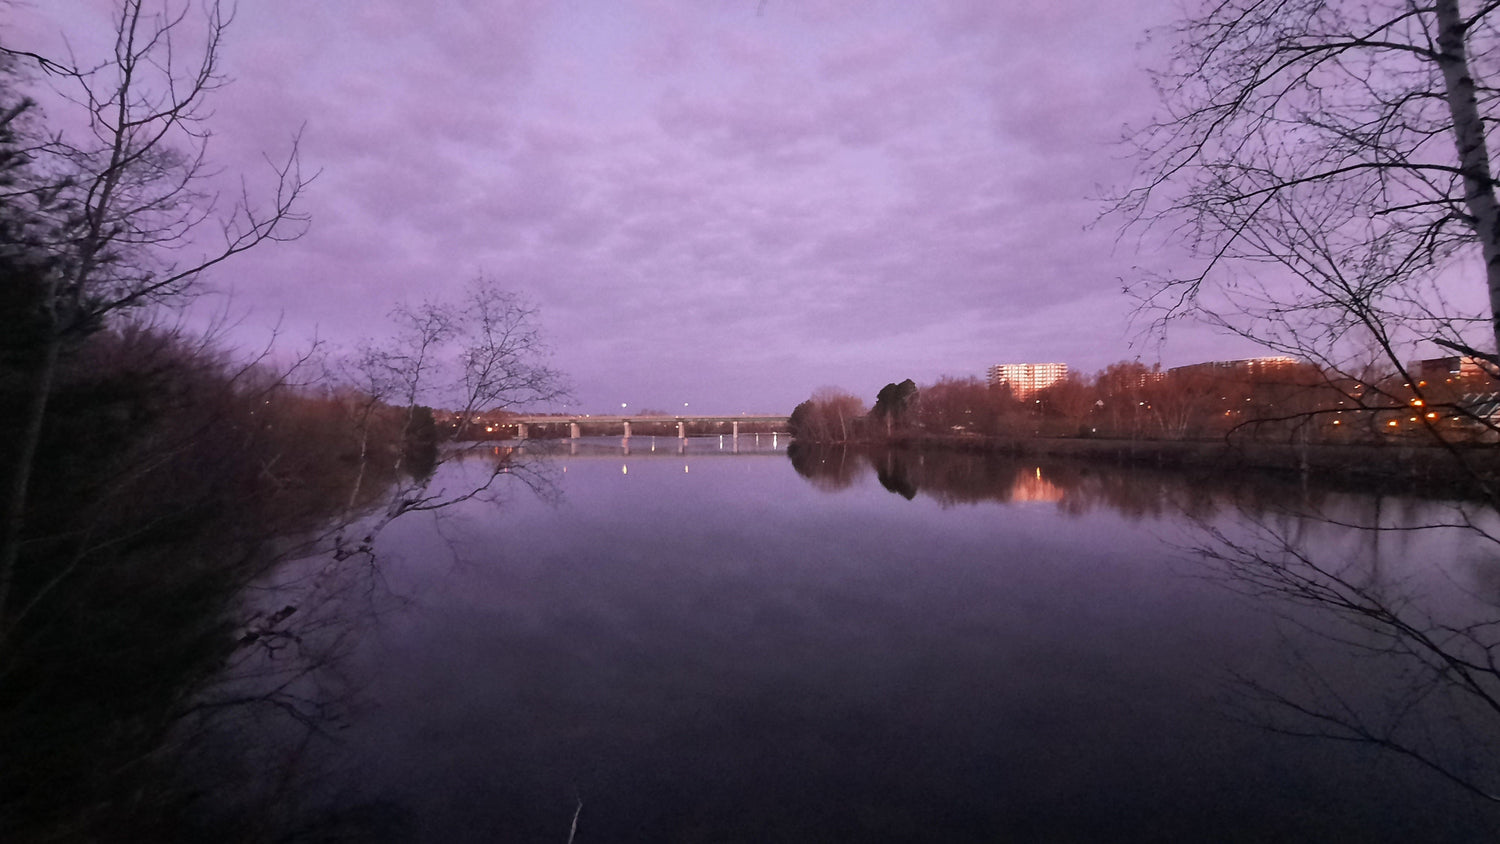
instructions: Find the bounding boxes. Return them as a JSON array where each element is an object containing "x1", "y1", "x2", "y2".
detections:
[{"x1": 9, "y1": 0, "x2": 1275, "y2": 414}]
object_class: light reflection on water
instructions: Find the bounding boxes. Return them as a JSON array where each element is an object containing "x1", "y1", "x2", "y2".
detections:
[{"x1": 208, "y1": 444, "x2": 1500, "y2": 842}]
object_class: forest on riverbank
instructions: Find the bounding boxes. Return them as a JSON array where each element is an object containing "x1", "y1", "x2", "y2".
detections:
[{"x1": 791, "y1": 360, "x2": 1500, "y2": 446}]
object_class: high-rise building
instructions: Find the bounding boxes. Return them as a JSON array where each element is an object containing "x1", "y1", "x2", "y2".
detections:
[
  {"x1": 1167, "y1": 356, "x2": 1298, "y2": 378},
  {"x1": 1409, "y1": 355, "x2": 1486, "y2": 382},
  {"x1": 986, "y1": 362, "x2": 1068, "y2": 397}
]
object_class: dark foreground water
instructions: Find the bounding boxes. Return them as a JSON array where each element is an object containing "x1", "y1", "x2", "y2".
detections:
[{"x1": 197, "y1": 437, "x2": 1500, "y2": 842}]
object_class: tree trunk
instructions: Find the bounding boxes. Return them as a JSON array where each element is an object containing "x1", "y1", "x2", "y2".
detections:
[
  {"x1": 0, "y1": 328, "x2": 61, "y2": 623},
  {"x1": 1436, "y1": 0, "x2": 1500, "y2": 356}
]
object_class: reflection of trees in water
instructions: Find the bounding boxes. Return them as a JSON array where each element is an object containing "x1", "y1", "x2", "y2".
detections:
[
  {"x1": 0, "y1": 424, "x2": 546, "y2": 841},
  {"x1": 872, "y1": 449, "x2": 919, "y2": 499},
  {"x1": 169, "y1": 447, "x2": 558, "y2": 839},
  {"x1": 787, "y1": 443, "x2": 1348, "y2": 523},
  {"x1": 789, "y1": 444, "x2": 1500, "y2": 807},
  {"x1": 787, "y1": 442, "x2": 865, "y2": 492},
  {"x1": 1191, "y1": 498, "x2": 1500, "y2": 807},
  {"x1": 166, "y1": 536, "x2": 414, "y2": 840}
]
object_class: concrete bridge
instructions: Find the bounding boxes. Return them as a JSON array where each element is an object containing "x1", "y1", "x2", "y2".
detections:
[{"x1": 497, "y1": 414, "x2": 788, "y2": 440}]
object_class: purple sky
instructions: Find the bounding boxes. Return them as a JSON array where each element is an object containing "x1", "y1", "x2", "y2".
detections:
[{"x1": 13, "y1": 1, "x2": 1277, "y2": 414}]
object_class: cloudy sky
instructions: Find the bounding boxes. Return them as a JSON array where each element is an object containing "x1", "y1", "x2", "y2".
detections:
[{"x1": 11, "y1": 0, "x2": 1268, "y2": 414}]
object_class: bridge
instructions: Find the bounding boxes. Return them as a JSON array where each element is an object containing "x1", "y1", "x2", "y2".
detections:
[{"x1": 496, "y1": 414, "x2": 789, "y2": 440}]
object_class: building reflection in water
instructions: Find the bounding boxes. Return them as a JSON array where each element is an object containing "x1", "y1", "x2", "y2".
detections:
[{"x1": 1012, "y1": 466, "x2": 1064, "y2": 503}]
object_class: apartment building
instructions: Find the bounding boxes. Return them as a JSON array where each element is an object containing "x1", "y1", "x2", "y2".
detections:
[{"x1": 986, "y1": 362, "x2": 1068, "y2": 397}]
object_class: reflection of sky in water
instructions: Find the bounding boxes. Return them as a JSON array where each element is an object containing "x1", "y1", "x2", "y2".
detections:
[{"x1": 258, "y1": 450, "x2": 1500, "y2": 842}]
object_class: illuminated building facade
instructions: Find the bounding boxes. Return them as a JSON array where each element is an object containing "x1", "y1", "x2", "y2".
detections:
[
  {"x1": 1167, "y1": 356, "x2": 1298, "y2": 378},
  {"x1": 1410, "y1": 355, "x2": 1486, "y2": 382},
  {"x1": 986, "y1": 362, "x2": 1068, "y2": 397}
]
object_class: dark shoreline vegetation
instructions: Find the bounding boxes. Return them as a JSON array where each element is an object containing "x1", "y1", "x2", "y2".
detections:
[
  {"x1": 1, "y1": 268, "x2": 566, "y2": 839},
  {"x1": 0, "y1": 323, "x2": 457, "y2": 841},
  {"x1": 0, "y1": 314, "x2": 559, "y2": 840},
  {"x1": 0, "y1": 8, "x2": 563, "y2": 836}
]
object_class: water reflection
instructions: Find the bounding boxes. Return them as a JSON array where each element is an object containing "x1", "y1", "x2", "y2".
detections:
[
  {"x1": 58, "y1": 441, "x2": 1500, "y2": 841},
  {"x1": 790, "y1": 442, "x2": 1185, "y2": 514},
  {"x1": 1190, "y1": 496, "x2": 1500, "y2": 806},
  {"x1": 4, "y1": 444, "x2": 555, "y2": 842},
  {"x1": 787, "y1": 442, "x2": 1420, "y2": 522},
  {"x1": 790, "y1": 443, "x2": 1500, "y2": 816},
  {"x1": 195, "y1": 448, "x2": 1500, "y2": 838},
  {"x1": 0, "y1": 407, "x2": 442, "y2": 841}
]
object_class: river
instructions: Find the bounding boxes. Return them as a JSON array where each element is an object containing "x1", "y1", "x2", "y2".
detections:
[{"x1": 190, "y1": 436, "x2": 1500, "y2": 842}]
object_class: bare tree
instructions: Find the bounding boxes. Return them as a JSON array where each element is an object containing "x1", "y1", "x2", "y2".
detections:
[
  {"x1": 1115, "y1": 0, "x2": 1500, "y2": 801},
  {"x1": 0, "y1": 0, "x2": 311, "y2": 618},
  {"x1": 451, "y1": 279, "x2": 569, "y2": 439},
  {"x1": 327, "y1": 275, "x2": 567, "y2": 561},
  {"x1": 789, "y1": 387, "x2": 867, "y2": 443},
  {"x1": 344, "y1": 275, "x2": 567, "y2": 443},
  {"x1": 919, "y1": 376, "x2": 1020, "y2": 436},
  {"x1": 1115, "y1": 0, "x2": 1500, "y2": 373}
]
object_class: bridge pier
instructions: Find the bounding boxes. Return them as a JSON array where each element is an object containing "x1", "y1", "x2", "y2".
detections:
[
  {"x1": 516, "y1": 423, "x2": 527, "y2": 439},
  {"x1": 677, "y1": 420, "x2": 686, "y2": 439},
  {"x1": 570, "y1": 422, "x2": 580, "y2": 439},
  {"x1": 622, "y1": 420, "x2": 631, "y2": 439},
  {"x1": 732, "y1": 421, "x2": 740, "y2": 438}
]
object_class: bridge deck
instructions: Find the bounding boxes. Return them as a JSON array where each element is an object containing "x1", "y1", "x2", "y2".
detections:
[
  {"x1": 486, "y1": 414, "x2": 788, "y2": 440},
  {"x1": 502, "y1": 414, "x2": 787, "y2": 425}
]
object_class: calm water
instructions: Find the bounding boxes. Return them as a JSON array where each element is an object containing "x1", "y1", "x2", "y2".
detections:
[{"x1": 200, "y1": 437, "x2": 1500, "y2": 842}]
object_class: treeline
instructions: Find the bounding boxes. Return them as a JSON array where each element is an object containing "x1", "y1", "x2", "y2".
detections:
[{"x1": 790, "y1": 360, "x2": 1498, "y2": 445}]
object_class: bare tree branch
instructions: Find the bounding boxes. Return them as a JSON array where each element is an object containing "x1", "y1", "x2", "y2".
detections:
[{"x1": 0, "y1": 0, "x2": 313, "y2": 619}]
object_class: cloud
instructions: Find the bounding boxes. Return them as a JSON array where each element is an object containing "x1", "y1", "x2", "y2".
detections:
[{"x1": 15, "y1": 0, "x2": 1208, "y2": 413}]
